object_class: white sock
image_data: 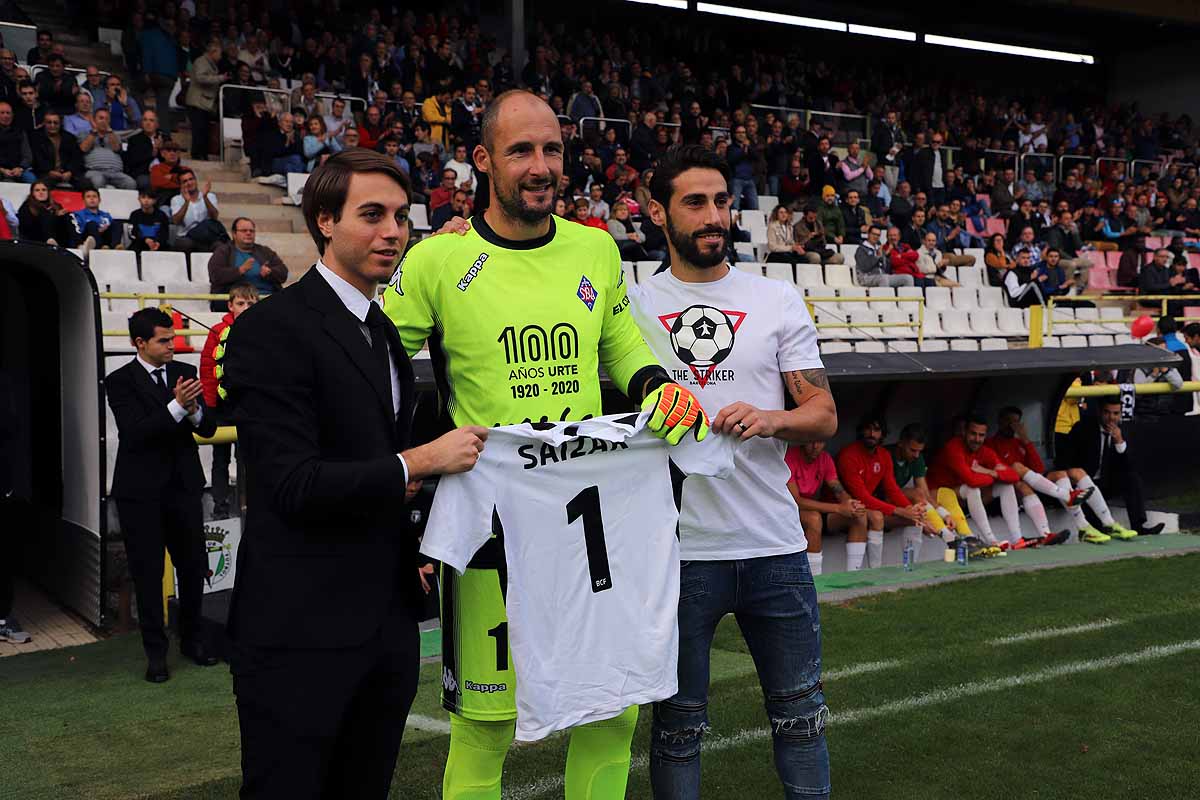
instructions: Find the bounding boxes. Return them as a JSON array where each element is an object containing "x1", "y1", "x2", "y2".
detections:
[
  {"x1": 940, "y1": 529, "x2": 957, "y2": 544},
  {"x1": 960, "y1": 485, "x2": 996, "y2": 543},
  {"x1": 998, "y1": 484, "x2": 1023, "y2": 543},
  {"x1": 902, "y1": 526, "x2": 924, "y2": 559},
  {"x1": 1023, "y1": 470, "x2": 1070, "y2": 502},
  {"x1": 1078, "y1": 475, "x2": 1116, "y2": 527},
  {"x1": 936, "y1": 506, "x2": 951, "y2": 521},
  {"x1": 808, "y1": 551, "x2": 823, "y2": 576},
  {"x1": 1055, "y1": 476, "x2": 1086, "y2": 531},
  {"x1": 1022, "y1": 494, "x2": 1052, "y2": 537},
  {"x1": 866, "y1": 530, "x2": 884, "y2": 568},
  {"x1": 846, "y1": 541, "x2": 867, "y2": 571}
]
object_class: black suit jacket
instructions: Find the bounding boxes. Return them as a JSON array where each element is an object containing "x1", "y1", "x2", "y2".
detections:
[
  {"x1": 912, "y1": 147, "x2": 943, "y2": 195},
  {"x1": 1062, "y1": 416, "x2": 1129, "y2": 477},
  {"x1": 221, "y1": 267, "x2": 418, "y2": 649},
  {"x1": 106, "y1": 358, "x2": 218, "y2": 499}
]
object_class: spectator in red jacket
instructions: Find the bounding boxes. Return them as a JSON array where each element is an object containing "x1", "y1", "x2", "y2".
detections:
[
  {"x1": 834, "y1": 415, "x2": 926, "y2": 569},
  {"x1": 882, "y1": 226, "x2": 926, "y2": 283},
  {"x1": 199, "y1": 282, "x2": 258, "y2": 517},
  {"x1": 785, "y1": 439, "x2": 867, "y2": 576},
  {"x1": 929, "y1": 414, "x2": 1067, "y2": 550},
  {"x1": 988, "y1": 406, "x2": 1134, "y2": 544},
  {"x1": 570, "y1": 196, "x2": 608, "y2": 230}
]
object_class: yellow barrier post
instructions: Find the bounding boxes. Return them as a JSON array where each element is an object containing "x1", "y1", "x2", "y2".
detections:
[
  {"x1": 161, "y1": 551, "x2": 174, "y2": 624},
  {"x1": 1028, "y1": 305, "x2": 1044, "y2": 348}
]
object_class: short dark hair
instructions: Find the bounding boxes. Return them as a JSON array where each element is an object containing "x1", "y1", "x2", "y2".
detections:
[
  {"x1": 998, "y1": 405, "x2": 1023, "y2": 419},
  {"x1": 46, "y1": 54, "x2": 64, "y2": 65},
  {"x1": 128, "y1": 307, "x2": 173, "y2": 342},
  {"x1": 1183, "y1": 322, "x2": 1200, "y2": 338},
  {"x1": 1098, "y1": 397, "x2": 1123, "y2": 409},
  {"x1": 898, "y1": 423, "x2": 925, "y2": 444},
  {"x1": 1157, "y1": 315, "x2": 1178, "y2": 334},
  {"x1": 302, "y1": 148, "x2": 411, "y2": 255},
  {"x1": 856, "y1": 414, "x2": 888, "y2": 438},
  {"x1": 649, "y1": 145, "x2": 731, "y2": 207},
  {"x1": 966, "y1": 413, "x2": 988, "y2": 428},
  {"x1": 1044, "y1": 247, "x2": 1060, "y2": 257},
  {"x1": 231, "y1": 216, "x2": 255, "y2": 233}
]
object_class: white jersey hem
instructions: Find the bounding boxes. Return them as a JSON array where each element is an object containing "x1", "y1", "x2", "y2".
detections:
[
  {"x1": 514, "y1": 682, "x2": 678, "y2": 742},
  {"x1": 679, "y1": 543, "x2": 808, "y2": 562}
]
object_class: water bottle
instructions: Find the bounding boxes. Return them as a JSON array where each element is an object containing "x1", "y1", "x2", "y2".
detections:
[
  {"x1": 902, "y1": 541, "x2": 915, "y2": 572},
  {"x1": 956, "y1": 540, "x2": 968, "y2": 566}
]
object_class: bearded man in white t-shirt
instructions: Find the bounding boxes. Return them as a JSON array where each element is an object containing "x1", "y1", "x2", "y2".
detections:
[{"x1": 628, "y1": 145, "x2": 837, "y2": 800}]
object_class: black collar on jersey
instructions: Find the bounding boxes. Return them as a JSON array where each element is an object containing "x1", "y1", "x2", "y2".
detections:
[{"x1": 471, "y1": 212, "x2": 556, "y2": 250}]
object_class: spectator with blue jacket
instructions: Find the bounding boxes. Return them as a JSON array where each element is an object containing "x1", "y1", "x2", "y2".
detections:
[{"x1": 71, "y1": 187, "x2": 121, "y2": 251}]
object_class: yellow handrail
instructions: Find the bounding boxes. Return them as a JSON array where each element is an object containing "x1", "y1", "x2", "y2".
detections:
[
  {"x1": 1045, "y1": 293, "x2": 1200, "y2": 336},
  {"x1": 803, "y1": 296, "x2": 926, "y2": 345},
  {"x1": 1066, "y1": 381, "x2": 1200, "y2": 397}
]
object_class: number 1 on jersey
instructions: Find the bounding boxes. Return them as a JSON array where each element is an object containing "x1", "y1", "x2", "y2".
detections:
[{"x1": 566, "y1": 485, "x2": 613, "y2": 593}]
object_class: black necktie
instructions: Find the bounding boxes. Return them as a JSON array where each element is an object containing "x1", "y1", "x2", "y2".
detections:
[
  {"x1": 153, "y1": 367, "x2": 169, "y2": 398},
  {"x1": 365, "y1": 303, "x2": 392, "y2": 402}
]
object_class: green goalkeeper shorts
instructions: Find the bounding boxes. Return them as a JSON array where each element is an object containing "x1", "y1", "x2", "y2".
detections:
[{"x1": 440, "y1": 562, "x2": 517, "y2": 720}]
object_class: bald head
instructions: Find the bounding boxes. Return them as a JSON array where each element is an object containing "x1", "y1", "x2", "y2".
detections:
[{"x1": 479, "y1": 89, "x2": 559, "y2": 153}]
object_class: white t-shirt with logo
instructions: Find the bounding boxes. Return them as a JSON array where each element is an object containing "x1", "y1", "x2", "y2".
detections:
[
  {"x1": 630, "y1": 266, "x2": 823, "y2": 560},
  {"x1": 421, "y1": 411, "x2": 736, "y2": 741}
]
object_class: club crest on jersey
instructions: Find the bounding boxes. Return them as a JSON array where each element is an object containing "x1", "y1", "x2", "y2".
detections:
[
  {"x1": 657, "y1": 305, "x2": 747, "y2": 387},
  {"x1": 576, "y1": 275, "x2": 598, "y2": 311}
]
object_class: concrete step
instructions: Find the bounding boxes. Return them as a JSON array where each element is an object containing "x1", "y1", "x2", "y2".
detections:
[
  {"x1": 209, "y1": 180, "x2": 281, "y2": 196},
  {"x1": 182, "y1": 160, "x2": 249, "y2": 181},
  {"x1": 256, "y1": 232, "x2": 318, "y2": 278},
  {"x1": 218, "y1": 192, "x2": 285, "y2": 205},
  {"x1": 219, "y1": 203, "x2": 302, "y2": 222},
  {"x1": 254, "y1": 218, "x2": 301, "y2": 233}
]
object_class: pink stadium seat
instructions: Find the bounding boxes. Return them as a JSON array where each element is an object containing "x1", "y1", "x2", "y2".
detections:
[
  {"x1": 985, "y1": 217, "x2": 1006, "y2": 238},
  {"x1": 1086, "y1": 250, "x2": 1108, "y2": 271},
  {"x1": 1187, "y1": 253, "x2": 1200, "y2": 270},
  {"x1": 1186, "y1": 306, "x2": 1200, "y2": 323}
]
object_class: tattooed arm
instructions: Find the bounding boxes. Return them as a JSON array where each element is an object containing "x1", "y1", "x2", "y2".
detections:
[{"x1": 712, "y1": 367, "x2": 837, "y2": 443}]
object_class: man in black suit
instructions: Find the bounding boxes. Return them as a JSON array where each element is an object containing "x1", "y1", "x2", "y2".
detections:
[
  {"x1": 805, "y1": 135, "x2": 838, "y2": 199},
  {"x1": 219, "y1": 148, "x2": 487, "y2": 800},
  {"x1": 912, "y1": 134, "x2": 949, "y2": 205},
  {"x1": 106, "y1": 308, "x2": 220, "y2": 681},
  {"x1": 1061, "y1": 397, "x2": 1164, "y2": 537}
]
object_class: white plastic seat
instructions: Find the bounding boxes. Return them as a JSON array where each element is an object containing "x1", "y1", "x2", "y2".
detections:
[
  {"x1": 837, "y1": 286, "x2": 868, "y2": 313},
  {"x1": 807, "y1": 297, "x2": 841, "y2": 322},
  {"x1": 941, "y1": 266, "x2": 958, "y2": 284},
  {"x1": 969, "y1": 310, "x2": 1002, "y2": 337},
  {"x1": 867, "y1": 286, "x2": 899, "y2": 312},
  {"x1": 1099, "y1": 306, "x2": 1127, "y2": 334},
  {"x1": 855, "y1": 341, "x2": 886, "y2": 353},
  {"x1": 1088, "y1": 335, "x2": 1115, "y2": 347},
  {"x1": 101, "y1": 310, "x2": 134, "y2": 351},
  {"x1": 764, "y1": 263, "x2": 794, "y2": 283},
  {"x1": 964, "y1": 248, "x2": 985, "y2": 266},
  {"x1": 949, "y1": 338, "x2": 980, "y2": 351},
  {"x1": 1049, "y1": 307, "x2": 1076, "y2": 335},
  {"x1": 824, "y1": 263, "x2": 853, "y2": 288},
  {"x1": 163, "y1": 282, "x2": 211, "y2": 316},
  {"x1": 845, "y1": 309, "x2": 880, "y2": 340},
  {"x1": 996, "y1": 308, "x2": 1028, "y2": 337},
  {"x1": 622, "y1": 262, "x2": 638, "y2": 286},
  {"x1": 940, "y1": 310, "x2": 973, "y2": 338},
  {"x1": 734, "y1": 241, "x2": 757, "y2": 262},
  {"x1": 1042, "y1": 336, "x2": 1061, "y2": 348},
  {"x1": 286, "y1": 172, "x2": 308, "y2": 205},
  {"x1": 101, "y1": 280, "x2": 143, "y2": 313},
  {"x1": 881, "y1": 310, "x2": 917, "y2": 339},
  {"x1": 1060, "y1": 335, "x2": 1089, "y2": 348},
  {"x1": 637, "y1": 261, "x2": 662, "y2": 280},
  {"x1": 897, "y1": 286, "x2": 924, "y2": 302},
  {"x1": 1114, "y1": 333, "x2": 1136, "y2": 345},
  {"x1": 919, "y1": 339, "x2": 949, "y2": 352},
  {"x1": 757, "y1": 195, "x2": 779, "y2": 210},
  {"x1": 820, "y1": 341, "x2": 852, "y2": 355},
  {"x1": 889, "y1": 339, "x2": 920, "y2": 352},
  {"x1": 980, "y1": 338, "x2": 1008, "y2": 351},
  {"x1": 410, "y1": 204, "x2": 430, "y2": 231},
  {"x1": 924, "y1": 286, "x2": 952, "y2": 312},
  {"x1": 977, "y1": 286, "x2": 1004, "y2": 309},
  {"x1": 921, "y1": 311, "x2": 948, "y2": 338},
  {"x1": 189, "y1": 252, "x2": 213, "y2": 283},
  {"x1": 1072, "y1": 307, "x2": 1106, "y2": 335},
  {"x1": 794, "y1": 267, "x2": 825, "y2": 288},
  {"x1": 102, "y1": 189, "x2": 140, "y2": 220},
  {"x1": 735, "y1": 262, "x2": 764, "y2": 277},
  {"x1": 957, "y1": 265, "x2": 984, "y2": 287},
  {"x1": 812, "y1": 311, "x2": 838, "y2": 341},
  {"x1": 89, "y1": 249, "x2": 139, "y2": 287},
  {"x1": 187, "y1": 311, "x2": 226, "y2": 329},
  {"x1": 839, "y1": 243, "x2": 859, "y2": 263},
  {"x1": 951, "y1": 287, "x2": 979, "y2": 309},
  {"x1": 140, "y1": 251, "x2": 189, "y2": 287}
]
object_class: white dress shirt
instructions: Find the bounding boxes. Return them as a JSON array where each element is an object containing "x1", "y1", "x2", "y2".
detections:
[
  {"x1": 314, "y1": 261, "x2": 409, "y2": 483},
  {"x1": 136, "y1": 353, "x2": 204, "y2": 426}
]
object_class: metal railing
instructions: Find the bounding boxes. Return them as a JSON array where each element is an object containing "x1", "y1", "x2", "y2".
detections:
[
  {"x1": 578, "y1": 116, "x2": 631, "y2": 148},
  {"x1": 99, "y1": 292, "x2": 227, "y2": 339},
  {"x1": 1096, "y1": 156, "x2": 1126, "y2": 180},
  {"x1": 1031, "y1": 293, "x2": 1200, "y2": 341},
  {"x1": 217, "y1": 83, "x2": 367, "y2": 162},
  {"x1": 0, "y1": 21, "x2": 37, "y2": 63},
  {"x1": 749, "y1": 104, "x2": 871, "y2": 147},
  {"x1": 1020, "y1": 152, "x2": 1055, "y2": 178},
  {"x1": 984, "y1": 148, "x2": 1018, "y2": 171},
  {"x1": 29, "y1": 63, "x2": 111, "y2": 85},
  {"x1": 1057, "y1": 154, "x2": 1093, "y2": 181},
  {"x1": 804, "y1": 295, "x2": 925, "y2": 345},
  {"x1": 1066, "y1": 381, "x2": 1200, "y2": 397}
]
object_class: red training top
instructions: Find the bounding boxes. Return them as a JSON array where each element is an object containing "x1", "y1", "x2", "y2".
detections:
[
  {"x1": 928, "y1": 437, "x2": 1017, "y2": 491},
  {"x1": 835, "y1": 441, "x2": 909, "y2": 514},
  {"x1": 984, "y1": 434, "x2": 1046, "y2": 474}
]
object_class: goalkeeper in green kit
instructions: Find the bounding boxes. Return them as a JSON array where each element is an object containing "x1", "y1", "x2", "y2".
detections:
[{"x1": 382, "y1": 90, "x2": 708, "y2": 799}]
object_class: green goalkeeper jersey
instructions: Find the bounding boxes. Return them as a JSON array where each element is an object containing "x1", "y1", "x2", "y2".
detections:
[{"x1": 382, "y1": 214, "x2": 658, "y2": 426}]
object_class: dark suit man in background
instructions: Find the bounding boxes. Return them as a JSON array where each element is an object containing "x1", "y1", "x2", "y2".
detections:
[
  {"x1": 219, "y1": 149, "x2": 486, "y2": 799},
  {"x1": 1061, "y1": 397, "x2": 1164, "y2": 537},
  {"x1": 105, "y1": 307, "x2": 219, "y2": 681}
]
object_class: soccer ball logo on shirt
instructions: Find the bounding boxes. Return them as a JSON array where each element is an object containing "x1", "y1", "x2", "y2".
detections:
[{"x1": 658, "y1": 305, "x2": 746, "y2": 387}]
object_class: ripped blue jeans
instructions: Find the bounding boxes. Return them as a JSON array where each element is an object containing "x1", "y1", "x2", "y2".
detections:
[{"x1": 650, "y1": 551, "x2": 830, "y2": 799}]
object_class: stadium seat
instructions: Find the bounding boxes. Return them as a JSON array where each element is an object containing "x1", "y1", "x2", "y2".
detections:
[
  {"x1": 794, "y1": 266, "x2": 825, "y2": 288},
  {"x1": 977, "y1": 286, "x2": 1004, "y2": 309},
  {"x1": 1099, "y1": 306, "x2": 1127, "y2": 334},
  {"x1": 1060, "y1": 335, "x2": 1089, "y2": 348},
  {"x1": 1188, "y1": 253, "x2": 1200, "y2": 271},
  {"x1": 735, "y1": 262, "x2": 764, "y2": 277},
  {"x1": 734, "y1": 242, "x2": 757, "y2": 262},
  {"x1": 807, "y1": 295, "x2": 841, "y2": 319},
  {"x1": 854, "y1": 341, "x2": 886, "y2": 353},
  {"x1": 941, "y1": 266, "x2": 958, "y2": 284},
  {"x1": 957, "y1": 266, "x2": 984, "y2": 287},
  {"x1": 757, "y1": 195, "x2": 779, "y2": 210},
  {"x1": 102, "y1": 189, "x2": 140, "y2": 220},
  {"x1": 964, "y1": 248, "x2": 985, "y2": 266},
  {"x1": 102, "y1": 280, "x2": 142, "y2": 313},
  {"x1": 837, "y1": 286, "x2": 867, "y2": 313},
  {"x1": 951, "y1": 287, "x2": 978, "y2": 309},
  {"x1": 969, "y1": 310, "x2": 1002, "y2": 337},
  {"x1": 1050, "y1": 307, "x2": 1076, "y2": 336},
  {"x1": 1042, "y1": 336, "x2": 1061, "y2": 348},
  {"x1": 811, "y1": 311, "x2": 836, "y2": 340},
  {"x1": 921, "y1": 310, "x2": 948, "y2": 338},
  {"x1": 897, "y1": 286, "x2": 924, "y2": 302},
  {"x1": 1114, "y1": 333, "x2": 1137, "y2": 345},
  {"x1": 819, "y1": 341, "x2": 852, "y2": 355},
  {"x1": 1088, "y1": 265, "x2": 1124, "y2": 292},
  {"x1": 867, "y1": 286, "x2": 899, "y2": 312},
  {"x1": 410, "y1": 204, "x2": 430, "y2": 231},
  {"x1": 985, "y1": 217, "x2": 1006, "y2": 238},
  {"x1": 0, "y1": 182, "x2": 27, "y2": 210},
  {"x1": 888, "y1": 340, "x2": 919, "y2": 352},
  {"x1": 1088, "y1": 334, "x2": 1115, "y2": 347},
  {"x1": 996, "y1": 308, "x2": 1028, "y2": 337},
  {"x1": 1086, "y1": 250, "x2": 1108, "y2": 272},
  {"x1": 189, "y1": 252, "x2": 212, "y2": 283},
  {"x1": 621, "y1": 262, "x2": 637, "y2": 286},
  {"x1": 940, "y1": 310, "x2": 973, "y2": 337},
  {"x1": 221, "y1": 117, "x2": 243, "y2": 148},
  {"x1": 164, "y1": 282, "x2": 212, "y2": 317},
  {"x1": 845, "y1": 309, "x2": 880, "y2": 340},
  {"x1": 838, "y1": 243, "x2": 859, "y2": 263},
  {"x1": 89, "y1": 250, "x2": 138, "y2": 287},
  {"x1": 824, "y1": 263, "x2": 853, "y2": 288},
  {"x1": 924, "y1": 286, "x2": 952, "y2": 311},
  {"x1": 140, "y1": 251, "x2": 189, "y2": 287},
  {"x1": 101, "y1": 310, "x2": 133, "y2": 352},
  {"x1": 741, "y1": 211, "x2": 768, "y2": 243},
  {"x1": 764, "y1": 263, "x2": 794, "y2": 283},
  {"x1": 1072, "y1": 307, "x2": 1107, "y2": 335},
  {"x1": 881, "y1": 310, "x2": 917, "y2": 338},
  {"x1": 919, "y1": 339, "x2": 949, "y2": 352},
  {"x1": 187, "y1": 312, "x2": 226, "y2": 329},
  {"x1": 949, "y1": 338, "x2": 979, "y2": 351},
  {"x1": 980, "y1": 338, "x2": 1008, "y2": 351}
]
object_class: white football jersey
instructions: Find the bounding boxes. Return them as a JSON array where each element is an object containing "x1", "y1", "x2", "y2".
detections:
[{"x1": 421, "y1": 411, "x2": 735, "y2": 741}]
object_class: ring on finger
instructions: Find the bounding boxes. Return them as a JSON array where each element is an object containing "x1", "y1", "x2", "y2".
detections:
[{"x1": 737, "y1": 422, "x2": 749, "y2": 432}]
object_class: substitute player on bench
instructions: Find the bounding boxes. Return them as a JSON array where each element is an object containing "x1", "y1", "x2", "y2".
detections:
[{"x1": 383, "y1": 90, "x2": 707, "y2": 800}]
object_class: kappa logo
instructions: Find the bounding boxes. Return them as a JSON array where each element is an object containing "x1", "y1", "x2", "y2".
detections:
[
  {"x1": 577, "y1": 275, "x2": 598, "y2": 311},
  {"x1": 458, "y1": 252, "x2": 488, "y2": 292},
  {"x1": 465, "y1": 680, "x2": 508, "y2": 694},
  {"x1": 658, "y1": 305, "x2": 747, "y2": 388},
  {"x1": 442, "y1": 666, "x2": 459, "y2": 693}
]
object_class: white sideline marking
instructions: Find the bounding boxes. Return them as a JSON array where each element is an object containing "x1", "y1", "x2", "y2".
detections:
[
  {"x1": 408, "y1": 714, "x2": 452, "y2": 734},
  {"x1": 989, "y1": 618, "x2": 1124, "y2": 646},
  {"x1": 503, "y1": 638, "x2": 1200, "y2": 800},
  {"x1": 823, "y1": 659, "x2": 904, "y2": 680}
]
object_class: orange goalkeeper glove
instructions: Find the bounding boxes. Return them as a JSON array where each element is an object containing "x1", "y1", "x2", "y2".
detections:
[{"x1": 642, "y1": 383, "x2": 710, "y2": 445}]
